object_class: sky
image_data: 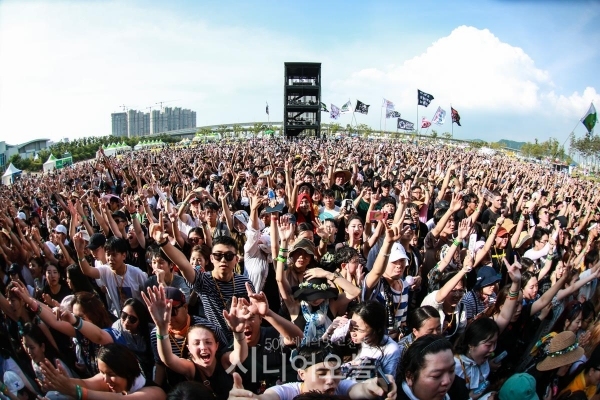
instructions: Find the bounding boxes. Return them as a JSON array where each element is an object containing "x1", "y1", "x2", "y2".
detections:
[{"x1": 1, "y1": 0, "x2": 599, "y2": 145}]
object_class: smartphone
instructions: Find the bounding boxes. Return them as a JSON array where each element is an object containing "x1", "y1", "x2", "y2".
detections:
[
  {"x1": 468, "y1": 233, "x2": 477, "y2": 253},
  {"x1": 565, "y1": 196, "x2": 572, "y2": 203},
  {"x1": 491, "y1": 350, "x2": 508, "y2": 364},
  {"x1": 416, "y1": 177, "x2": 426, "y2": 184},
  {"x1": 369, "y1": 211, "x2": 388, "y2": 222},
  {"x1": 481, "y1": 188, "x2": 494, "y2": 201},
  {"x1": 376, "y1": 365, "x2": 390, "y2": 394},
  {"x1": 344, "y1": 199, "x2": 353, "y2": 213}
]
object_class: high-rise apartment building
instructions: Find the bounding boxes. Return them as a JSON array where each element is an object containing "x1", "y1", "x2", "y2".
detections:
[
  {"x1": 111, "y1": 113, "x2": 128, "y2": 137},
  {"x1": 112, "y1": 107, "x2": 196, "y2": 137}
]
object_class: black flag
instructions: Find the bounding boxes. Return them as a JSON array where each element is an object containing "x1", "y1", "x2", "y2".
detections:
[
  {"x1": 451, "y1": 107, "x2": 462, "y2": 126},
  {"x1": 417, "y1": 90, "x2": 434, "y2": 107},
  {"x1": 355, "y1": 100, "x2": 370, "y2": 115},
  {"x1": 397, "y1": 118, "x2": 415, "y2": 130}
]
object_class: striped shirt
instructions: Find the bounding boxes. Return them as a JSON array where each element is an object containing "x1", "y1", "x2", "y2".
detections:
[
  {"x1": 363, "y1": 278, "x2": 409, "y2": 331},
  {"x1": 192, "y1": 270, "x2": 254, "y2": 342}
]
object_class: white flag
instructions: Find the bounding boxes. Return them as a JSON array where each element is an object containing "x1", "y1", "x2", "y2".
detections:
[
  {"x1": 330, "y1": 104, "x2": 340, "y2": 120},
  {"x1": 340, "y1": 100, "x2": 352, "y2": 114},
  {"x1": 383, "y1": 98, "x2": 394, "y2": 111},
  {"x1": 431, "y1": 107, "x2": 446, "y2": 125}
]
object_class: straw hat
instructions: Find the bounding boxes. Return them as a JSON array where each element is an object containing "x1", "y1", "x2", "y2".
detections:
[
  {"x1": 536, "y1": 331, "x2": 584, "y2": 371},
  {"x1": 516, "y1": 232, "x2": 533, "y2": 249},
  {"x1": 333, "y1": 168, "x2": 351, "y2": 183}
]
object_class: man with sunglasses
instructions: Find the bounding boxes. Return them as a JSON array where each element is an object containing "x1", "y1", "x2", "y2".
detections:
[
  {"x1": 150, "y1": 223, "x2": 254, "y2": 343},
  {"x1": 150, "y1": 287, "x2": 228, "y2": 390}
]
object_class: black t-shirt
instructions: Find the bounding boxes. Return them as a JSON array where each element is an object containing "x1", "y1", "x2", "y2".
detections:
[
  {"x1": 234, "y1": 326, "x2": 294, "y2": 393},
  {"x1": 126, "y1": 243, "x2": 148, "y2": 274},
  {"x1": 481, "y1": 208, "x2": 499, "y2": 227},
  {"x1": 41, "y1": 283, "x2": 72, "y2": 303}
]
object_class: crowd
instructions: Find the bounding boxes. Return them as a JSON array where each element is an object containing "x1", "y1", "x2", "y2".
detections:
[{"x1": 0, "y1": 137, "x2": 599, "y2": 400}]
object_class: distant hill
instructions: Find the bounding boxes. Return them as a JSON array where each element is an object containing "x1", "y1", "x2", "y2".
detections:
[{"x1": 498, "y1": 139, "x2": 526, "y2": 150}]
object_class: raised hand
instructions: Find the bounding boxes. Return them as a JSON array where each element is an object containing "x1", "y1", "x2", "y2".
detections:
[
  {"x1": 228, "y1": 372, "x2": 254, "y2": 400},
  {"x1": 39, "y1": 359, "x2": 76, "y2": 397},
  {"x1": 504, "y1": 258, "x2": 522, "y2": 283},
  {"x1": 457, "y1": 218, "x2": 472, "y2": 240},
  {"x1": 246, "y1": 282, "x2": 268, "y2": 317},
  {"x1": 141, "y1": 286, "x2": 171, "y2": 331},
  {"x1": 223, "y1": 296, "x2": 252, "y2": 333},
  {"x1": 279, "y1": 215, "x2": 295, "y2": 242},
  {"x1": 384, "y1": 224, "x2": 403, "y2": 243}
]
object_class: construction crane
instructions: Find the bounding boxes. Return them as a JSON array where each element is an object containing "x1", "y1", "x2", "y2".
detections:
[
  {"x1": 120, "y1": 104, "x2": 127, "y2": 112},
  {"x1": 155, "y1": 100, "x2": 180, "y2": 110}
]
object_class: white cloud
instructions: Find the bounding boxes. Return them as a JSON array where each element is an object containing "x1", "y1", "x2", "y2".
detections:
[
  {"x1": 330, "y1": 26, "x2": 554, "y2": 114},
  {"x1": 544, "y1": 87, "x2": 600, "y2": 117}
]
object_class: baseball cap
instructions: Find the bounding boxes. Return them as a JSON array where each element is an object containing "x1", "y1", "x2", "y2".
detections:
[
  {"x1": 3, "y1": 371, "x2": 25, "y2": 395},
  {"x1": 475, "y1": 266, "x2": 501, "y2": 289},
  {"x1": 498, "y1": 373, "x2": 539, "y2": 400},
  {"x1": 54, "y1": 224, "x2": 68, "y2": 235},
  {"x1": 164, "y1": 287, "x2": 186, "y2": 306},
  {"x1": 17, "y1": 211, "x2": 26, "y2": 220},
  {"x1": 390, "y1": 242, "x2": 409, "y2": 263},
  {"x1": 434, "y1": 200, "x2": 450, "y2": 209},
  {"x1": 86, "y1": 233, "x2": 107, "y2": 250}
]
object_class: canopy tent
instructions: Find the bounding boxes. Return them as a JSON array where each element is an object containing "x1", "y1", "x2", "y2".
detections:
[
  {"x1": 2, "y1": 163, "x2": 22, "y2": 185},
  {"x1": 43, "y1": 154, "x2": 58, "y2": 173}
]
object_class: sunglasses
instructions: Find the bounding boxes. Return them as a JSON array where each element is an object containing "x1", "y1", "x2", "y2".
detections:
[
  {"x1": 188, "y1": 236, "x2": 204, "y2": 243},
  {"x1": 171, "y1": 304, "x2": 184, "y2": 317},
  {"x1": 114, "y1": 219, "x2": 125, "y2": 224},
  {"x1": 120, "y1": 311, "x2": 138, "y2": 324},
  {"x1": 212, "y1": 252, "x2": 236, "y2": 262}
]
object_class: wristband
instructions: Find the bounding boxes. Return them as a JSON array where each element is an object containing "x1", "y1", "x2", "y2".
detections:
[
  {"x1": 35, "y1": 301, "x2": 43, "y2": 316},
  {"x1": 0, "y1": 382, "x2": 8, "y2": 395},
  {"x1": 157, "y1": 239, "x2": 168, "y2": 247},
  {"x1": 78, "y1": 257, "x2": 87, "y2": 263},
  {"x1": 82, "y1": 387, "x2": 88, "y2": 400},
  {"x1": 519, "y1": 215, "x2": 525, "y2": 221},
  {"x1": 73, "y1": 316, "x2": 83, "y2": 330},
  {"x1": 82, "y1": 215, "x2": 88, "y2": 221},
  {"x1": 452, "y1": 239, "x2": 461, "y2": 247},
  {"x1": 279, "y1": 248, "x2": 288, "y2": 252},
  {"x1": 234, "y1": 332, "x2": 245, "y2": 342},
  {"x1": 276, "y1": 256, "x2": 287, "y2": 263},
  {"x1": 156, "y1": 333, "x2": 168, "y2": 340},
  {"x1": 76, "y1": 385, "x2": 82, "y2": 400},
  {"x1": 475, "y1": 208, "x2": 480, "y2": 213}
]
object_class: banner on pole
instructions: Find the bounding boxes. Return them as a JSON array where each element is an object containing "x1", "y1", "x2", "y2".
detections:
[
  {"x1": 431, "y1": 107, "x2": 446, "y2": 125},
  {"x1": 340, "y1": 101, "x2": 352, "y2": 114},
  {"x1": 386, "y1": 110, "x2": 401, "y2": 118},
  {"x1": 330, "y1": 104, "x2": 340, "y2": 120},
  {"x1": 397, "y1": 118, "x2": 415, "y2": 130},
  {"x1": 421, "y1": 117, "x2": 431, "y2": 129},
  {"x1": 355, "y1": 100, "x2": 370, "y2": 115},
  {"x1": 418, "y1": 90, "x2": 434, "y2": 107}
]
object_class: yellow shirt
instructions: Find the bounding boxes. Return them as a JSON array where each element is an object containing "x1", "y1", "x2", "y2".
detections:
[{"x1": 560, "y1": 371, "x2": 597, "y2": 399}]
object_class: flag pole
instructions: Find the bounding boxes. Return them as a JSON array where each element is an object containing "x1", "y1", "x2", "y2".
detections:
[
  {"x1": 380, "y1": 98, "x2": 384, "y2": 134},
  {"x1": 451, "y1": 104, "x2": 453, "y2": 139},
  {"x1": 416, "y1": 103, "x2": 419, "y2": 135}
]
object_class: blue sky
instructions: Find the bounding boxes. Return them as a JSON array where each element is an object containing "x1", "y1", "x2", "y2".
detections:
[{"x1": 0, "y1": 0, "x2": 599, "y2": 145}]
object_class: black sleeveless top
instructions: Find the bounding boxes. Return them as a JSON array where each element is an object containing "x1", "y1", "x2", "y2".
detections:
[{"x1": 193, "y1": 361, "x2": 233, "y2": 400}]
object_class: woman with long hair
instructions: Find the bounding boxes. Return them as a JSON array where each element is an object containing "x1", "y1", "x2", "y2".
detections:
[
  {"x1": 342, "y1": 300, "x2": 401, "y2": 379},
  {"x1": 20, "y1": 322, "x2": 76, "y2": 397},
  {"x1": 10, "y1": 283, "x2": 113, "y2": 377},
  {"x1": 55, "y1": 297, "x2": 155, "y2": 380},
  {"x1": 452, "y1": 318, "x2": 501, "y2": 400},
  {"x1": 38, "y1": 343, "x2": 166, "y2": 399},
  {"x1": 39, "y1": 263, "x2": 72, "y2": 308},
  {"x1": 143, "y1": 286, "x2": 250, "y2": 400}
]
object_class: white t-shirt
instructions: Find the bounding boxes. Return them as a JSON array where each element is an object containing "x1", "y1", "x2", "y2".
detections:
[
  {"x1": 267, "y1": 380, "x2": 356, "y2": 400},
  {"x1": 96, "y1": 264, "x2": 147, "y2": 316}
]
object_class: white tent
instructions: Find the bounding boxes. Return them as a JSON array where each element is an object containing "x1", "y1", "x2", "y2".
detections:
[
  {"x1": 43, "y1": 154, "x2": 58, "y2": 172},
  {"x1": 2, "y1": 163, "x2": 22, "y2": 185}
]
